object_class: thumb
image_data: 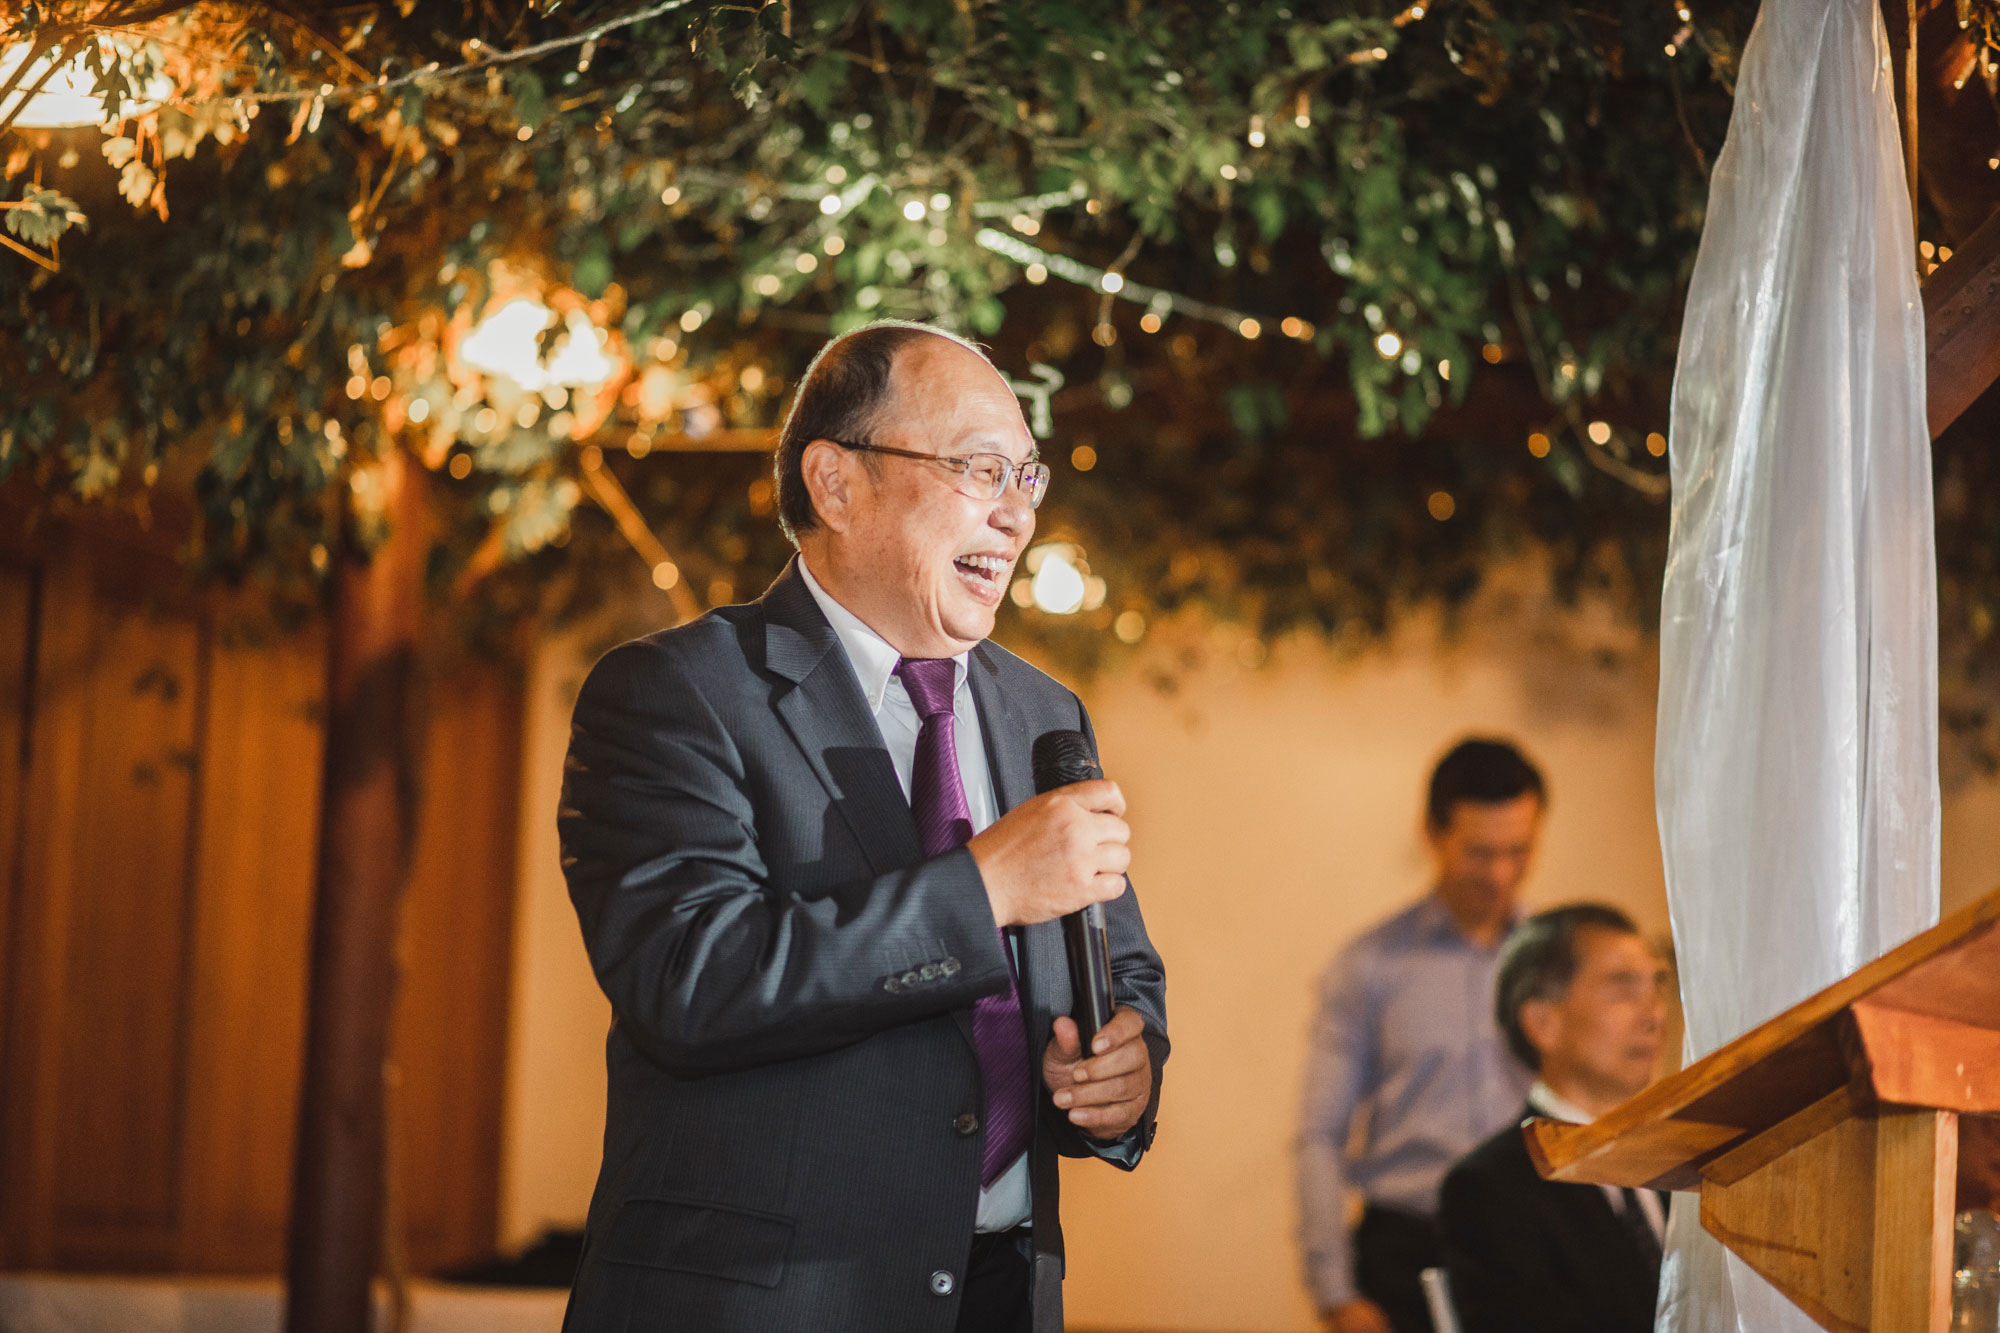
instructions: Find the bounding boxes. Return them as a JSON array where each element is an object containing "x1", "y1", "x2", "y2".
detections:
[{"x1": 1050, "y1": 1015, "x2": 1082, "y2": 1060}]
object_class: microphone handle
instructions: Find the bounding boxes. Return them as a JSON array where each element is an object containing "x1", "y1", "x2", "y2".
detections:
[{"x1": 1061, "y1": 901, "x2": 1116, "y2": 1043}]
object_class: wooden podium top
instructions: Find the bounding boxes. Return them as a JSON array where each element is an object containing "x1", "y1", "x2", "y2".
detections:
[{"x1": 1528, "y1": 886, "x2": 2000, "y2": 1192}]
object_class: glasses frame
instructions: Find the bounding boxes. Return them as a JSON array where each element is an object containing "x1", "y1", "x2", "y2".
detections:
[{"x1": 828, "y1": 439, "x2": 1050, "y2": 510}]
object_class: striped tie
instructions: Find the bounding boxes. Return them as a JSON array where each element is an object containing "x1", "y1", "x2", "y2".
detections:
[{"x1": 896, "y1": 656, "x2": 1032, "y2": 1186}]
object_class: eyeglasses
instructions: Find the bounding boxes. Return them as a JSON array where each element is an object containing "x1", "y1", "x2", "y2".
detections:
[{"x1": 830, "y1": 439, "x2": 1050, "y2": 509}]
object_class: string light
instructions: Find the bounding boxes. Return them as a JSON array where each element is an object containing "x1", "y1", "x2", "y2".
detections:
[
  {"x1": 1247, "y1": 115, "x2": 1266, "y2": 148},
  {"x1": 975, "y1": 227, "x2": 1309, "y2": 342},
  {"x1": 1587, "y1": 420, "x2": 1612, "y2": 444},
  {"x1": 1528, "y1": 432, "x2": 1551, "y2": 457},
  {"x1": 1375, "y1": 331, "x2": 1403, "y2": 358},
  {"x1": 901, "y1": 199, "x2": 926, "y2": 222}
]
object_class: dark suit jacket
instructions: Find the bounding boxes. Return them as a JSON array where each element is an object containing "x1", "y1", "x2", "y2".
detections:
[
  {"x1": 557, "y1": 559, "x2": 1168, "y2": 1332},
  {"x1": 1438, "y1": 1106, "x2": 1664, "y2": 1333}
]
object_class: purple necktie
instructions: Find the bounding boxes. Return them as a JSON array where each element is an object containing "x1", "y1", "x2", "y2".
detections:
[{"x1": 896, "y1": 656, "x2": 1032, "y2": 1186}]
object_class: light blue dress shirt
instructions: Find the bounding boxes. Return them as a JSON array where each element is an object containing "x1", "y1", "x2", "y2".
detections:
[{"x1": 1296, "y1": 895, "x2": 1534, "y2": 1311}]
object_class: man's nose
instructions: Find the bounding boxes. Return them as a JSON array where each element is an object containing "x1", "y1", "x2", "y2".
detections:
[{"x1": 991, "y1": 485, "x2": 1034, "y2": 534}]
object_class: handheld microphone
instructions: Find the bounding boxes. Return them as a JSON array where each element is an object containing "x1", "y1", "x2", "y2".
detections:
[{"x1": 1030, "y1": 729, "x2": 1117, "y2": 1044}]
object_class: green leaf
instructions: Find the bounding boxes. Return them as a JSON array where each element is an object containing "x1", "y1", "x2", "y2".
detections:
[
  {"x1": 3, "y1": 189, "x2": 82, "y2": 246},
  {"x1": 508, "y1": 69, "x2": 546, "y2": 128}
]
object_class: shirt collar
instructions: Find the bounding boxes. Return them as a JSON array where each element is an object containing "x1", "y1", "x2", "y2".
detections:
[
  {"x1": 797, "y1": 556, "x2": 968, "y2": 712},
  {"x1": 1527, "y1": 1080, "x2": 1595, "y2": 1124},
  {"x1": 1415, "y1": 893, "x2": 1520, "y2": 951}
]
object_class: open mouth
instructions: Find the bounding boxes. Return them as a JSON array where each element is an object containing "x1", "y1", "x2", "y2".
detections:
[{"x1": 953, "y1": 553, "x2": 1012, "y2": 599}]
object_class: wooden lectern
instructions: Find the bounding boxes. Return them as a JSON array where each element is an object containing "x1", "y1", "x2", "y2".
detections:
[{"x1": 1526, "y1": 886, "x2": 2000, "y2": 1333}]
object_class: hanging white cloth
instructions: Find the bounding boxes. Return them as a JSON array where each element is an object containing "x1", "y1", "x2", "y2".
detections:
[{"x1": 1652, "y1": 0, "x2": 1940, "y2": 1329}]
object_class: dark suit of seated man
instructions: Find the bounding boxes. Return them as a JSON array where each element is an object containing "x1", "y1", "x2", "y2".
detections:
[{"x1": 1438, "y1": 904, "x2": 1670, "y2": 1333}]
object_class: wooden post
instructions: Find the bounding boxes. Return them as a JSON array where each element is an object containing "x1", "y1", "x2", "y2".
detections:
[
  {"x1": 285, "y1": 453, "x2": 426, "y2": 1333},
  {"x1": 1870, "y1": 1107, "x2": 1957, "y2": 1333}
]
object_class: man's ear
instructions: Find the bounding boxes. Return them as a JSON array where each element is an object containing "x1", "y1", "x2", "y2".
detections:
[
  {"x1": 1518, "y1": 997, "x2": 1559, "y2": 1065},
  {"x1": 800, "y1": 438, "x2": 853, "y2": 534}
]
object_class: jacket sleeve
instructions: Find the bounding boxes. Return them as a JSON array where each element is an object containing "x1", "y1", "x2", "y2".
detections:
[
  {"x1": 558, "y1": 637, "x2": 1013, "y2": 1078},
  {"x1": 1045, "y1": 700, "x2": 1169, "y2": 1166}
]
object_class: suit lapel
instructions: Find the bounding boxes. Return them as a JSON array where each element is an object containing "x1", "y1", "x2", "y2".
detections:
[
  {"x1": 759, "y1": 560, "x2": 922, "y2": 877},
  {"x1": 968, "y1": 643, "x2": 1033, "y2": 815}
]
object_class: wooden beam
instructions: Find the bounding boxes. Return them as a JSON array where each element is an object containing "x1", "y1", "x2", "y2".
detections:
[{"x1": 1925, "y1": 206, "x2": 2000, "y2": 438}]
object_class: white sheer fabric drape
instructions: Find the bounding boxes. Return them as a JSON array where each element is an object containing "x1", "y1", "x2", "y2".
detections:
[{"x1": 1652, "y1": 0, "x2": 1940, "y2": 1329}]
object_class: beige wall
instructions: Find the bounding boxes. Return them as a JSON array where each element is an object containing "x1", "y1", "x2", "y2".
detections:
[{"x1": 498, "y1": 603, "x2": 2000, "y2": 1331}]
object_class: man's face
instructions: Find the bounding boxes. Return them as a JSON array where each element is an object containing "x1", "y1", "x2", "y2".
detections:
[
  {"x1": 1429, "y1": 793, "x2": 1543, "y2": 929},
  {"x1": 1529, "y1": 927, "x2": 1668, "y2": 1104},
  {"x1": 813, "y1": 337, "x2": 1037, "y2": 658}
]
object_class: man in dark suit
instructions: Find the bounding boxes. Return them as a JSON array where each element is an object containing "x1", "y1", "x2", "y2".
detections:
[
  {"x1": 557, "y1": 320, "x2": 1168, "y2": 1333},
  {"x1": 1438, "y1": 904, "x2": 1669, "y2": 1333}
]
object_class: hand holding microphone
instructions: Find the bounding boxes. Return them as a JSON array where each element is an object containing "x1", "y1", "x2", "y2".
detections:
[
  {"x1": 966, "y1": 764, "x2": 1129, "y2": 928},
  {"x1": 968, "y1": 729, "x2": 1149, "y2": 1138}
]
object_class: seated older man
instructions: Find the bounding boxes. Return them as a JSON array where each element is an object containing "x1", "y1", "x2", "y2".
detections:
[{"x1": 1437, "y1": 904, "x2": 1670, "y2": 1333}]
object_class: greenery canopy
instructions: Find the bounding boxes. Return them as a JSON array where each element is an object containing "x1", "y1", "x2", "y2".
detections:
[{"x1": 2, "y1": 0, "x2": 1995, "y2": 753}]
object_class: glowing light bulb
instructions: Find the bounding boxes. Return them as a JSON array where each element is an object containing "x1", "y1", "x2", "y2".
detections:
[
  {"x1": 459, "y1": 297, "x2": 556, "y2": 389},
  {"x1": 1375, "y1": 331, "x2": 1403, "y2": 359},
  {"x1": 1031, "y1": 548, "x2": 1088, "y2": 615}
]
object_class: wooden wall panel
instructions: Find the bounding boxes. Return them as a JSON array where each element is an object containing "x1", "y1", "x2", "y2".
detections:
[
  {"x1": 0, "y1": 566, "x2": 36, "y2": 1266},
  {"x1": 5, "y1": 557, "x2": 104, "y2": 1268},
  {"x1": 48, "y1": 601, "x2": 206, "y2": 1268},
  {"x1": 1, "y1": 555, "x2": 521, "y2": 1279},
  {"x1": 391, "y1": 662, "x2": 523, "y2": 1273},
  {"x1": 175, "y1": 629, "x2": 326, "y2": 1273}
]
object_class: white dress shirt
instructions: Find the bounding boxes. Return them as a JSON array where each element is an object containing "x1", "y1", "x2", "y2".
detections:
[
  {"x1": 798, "y1": 558, "x2": 1031, "y2": 1232},
  {"x1": 1526, "y1": 1081, "x2": 1666, "y2": 1242}
]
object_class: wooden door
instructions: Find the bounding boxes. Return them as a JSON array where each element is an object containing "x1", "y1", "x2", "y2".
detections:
[{"x1": 0, "y1": 547, "x2": 522, "y2": 1276}]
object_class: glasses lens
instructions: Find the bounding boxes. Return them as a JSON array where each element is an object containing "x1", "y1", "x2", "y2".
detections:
[
  {"x1": 963, "y1": 455, "x2": 1010, "y2": 498},
  {"x1": 1020, "y1": 462, "x2": 1050, "y2": 509}
]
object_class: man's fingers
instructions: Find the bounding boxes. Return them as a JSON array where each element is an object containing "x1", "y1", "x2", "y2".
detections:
[
  {"x1": 1048, "y1": 1015, "x2": 1082, "y2": 1060},
  {"x1": 1055, "y1": 1070, "x2": 1146, "y2": 1108},
  {"x1": 1064, "y1": 1095, "x2": 1146, "y2": 1133},
  {"x1": 1063, "y1": 779, "x2": 1126, "y2": 818},
  {"x1": 1090, "y1": 810, "x2": 1131, "y2": 841},
  {"x1": 1070, "y1": 1037, "x2": 1146, "y2": 1083},
  {"x1": 1089, "y1": 1007, "x2": 1145, "y2": 1055}
]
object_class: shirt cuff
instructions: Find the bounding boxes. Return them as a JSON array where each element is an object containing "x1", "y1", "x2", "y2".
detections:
[
  {"x1": 1308, "y1": 1250, "x2": 1359, "y2": 1312},
  {"x1": 1082, "y1": 1120, "x2": 1150, "y2": 1167}
]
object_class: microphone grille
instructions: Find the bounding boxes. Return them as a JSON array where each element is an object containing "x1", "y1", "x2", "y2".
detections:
[{"x1": 1032, "y1": 729, "x2": 1101, "y2": 793}]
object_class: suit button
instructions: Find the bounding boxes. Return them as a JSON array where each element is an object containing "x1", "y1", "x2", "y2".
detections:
[
  {"x1": 954, "y1": 1112, "x2": 979, "y2": 1137},
  {"x1": 929, "y1": 1270, "x2": 955, "y2": 1296}
]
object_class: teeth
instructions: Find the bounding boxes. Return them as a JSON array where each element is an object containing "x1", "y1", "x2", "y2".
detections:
[{"x1": 956, "y1": 554, "x2": 1008, "y2": 574}]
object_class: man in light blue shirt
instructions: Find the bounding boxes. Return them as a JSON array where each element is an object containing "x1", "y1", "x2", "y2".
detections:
[{"x1": 1297, "y1": 739, "x2": 1546, "y2": 1333}]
